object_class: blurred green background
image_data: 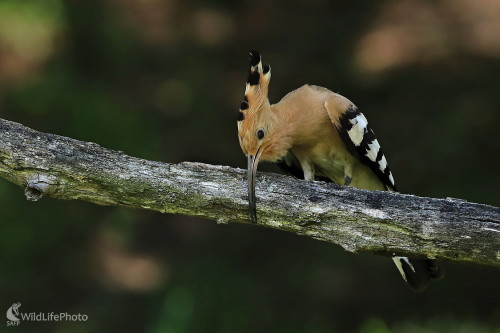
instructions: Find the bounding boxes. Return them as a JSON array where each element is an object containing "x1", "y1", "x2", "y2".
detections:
[{"x1": 0, "y1": 0, "x2": 499, "y2": 332}]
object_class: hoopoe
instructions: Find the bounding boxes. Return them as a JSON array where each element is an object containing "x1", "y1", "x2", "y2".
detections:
[{"x1": 237, "y1": 50, "x2": 443, "y2": 291}]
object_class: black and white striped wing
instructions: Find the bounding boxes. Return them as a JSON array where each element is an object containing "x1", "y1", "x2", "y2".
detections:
[{"x1": 337, "y1": 107, "x2": 397, "y2": 191}]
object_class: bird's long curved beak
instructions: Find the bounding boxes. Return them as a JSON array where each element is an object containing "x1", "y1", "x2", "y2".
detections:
[{"x1": 247, "y1": 148, "x2": 262, "y2": 223}]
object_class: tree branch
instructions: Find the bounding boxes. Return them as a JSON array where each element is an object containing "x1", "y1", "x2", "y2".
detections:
[{"x1": 0, "y1": 118, "x2": 499, "y2": 266}]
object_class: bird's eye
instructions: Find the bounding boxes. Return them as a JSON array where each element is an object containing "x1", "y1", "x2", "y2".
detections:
[{"x1": 256, "y1": 129, "x2": 265, "y2": 140}]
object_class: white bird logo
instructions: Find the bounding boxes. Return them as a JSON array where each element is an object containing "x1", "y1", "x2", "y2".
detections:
[{"x1": 6, "y1": 302, "x2": 21, "y2": 322}]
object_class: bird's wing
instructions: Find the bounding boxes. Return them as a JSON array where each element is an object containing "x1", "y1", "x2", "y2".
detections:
[{"x1": 324, "y1": 97, "x2": 397, "y2": 191}]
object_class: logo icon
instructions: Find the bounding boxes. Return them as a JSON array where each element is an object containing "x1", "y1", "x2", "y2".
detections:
[{"x1": 6, "y1": 302, "x2": 21, "y2": 323}]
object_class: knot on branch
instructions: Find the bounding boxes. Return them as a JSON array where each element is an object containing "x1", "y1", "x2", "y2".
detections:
[{"x1": 25, "y1": 174, "x2": 56, "y2": 201}]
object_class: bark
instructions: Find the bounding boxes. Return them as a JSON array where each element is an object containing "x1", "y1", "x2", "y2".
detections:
[{"x1": 0, "y1": 118, "x2": 499, "y2": 266}]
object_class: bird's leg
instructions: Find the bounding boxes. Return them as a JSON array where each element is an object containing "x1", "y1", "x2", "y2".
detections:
[
  {"x1": 298, "y1": 159, "x2": 315, "y2": 181},
  {"x1": 344, "y1": 166, "x2": 352, "y2": 186}
]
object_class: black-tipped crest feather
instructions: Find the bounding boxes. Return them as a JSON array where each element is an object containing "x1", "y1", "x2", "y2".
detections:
[
  {"x1": 237, "y1": 111, "x2": 245, "y2": 121},
  {"x1": 240, "y1": 100, "x2": 249, "y2": 110},
  {"x1": 247, "y1": 71, "x2": 260, "y2": 86},
  {"x1": 249, "y1": 50, "x2": 261, "y2": 67}
]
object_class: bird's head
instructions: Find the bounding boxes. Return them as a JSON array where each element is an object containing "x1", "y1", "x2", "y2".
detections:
[{"x1": 237, "y1": 50, "x2": 292, "y2": 222}]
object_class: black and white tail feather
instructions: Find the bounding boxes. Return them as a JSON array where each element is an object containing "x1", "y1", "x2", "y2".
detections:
[{"x1": 392, "y1": 256, "x2": 443, "y2": 292}]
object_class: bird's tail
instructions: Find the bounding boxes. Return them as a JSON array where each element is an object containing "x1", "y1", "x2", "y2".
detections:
[{"x1": 392, "y1": 256, "x2": 444, "y2": 292}]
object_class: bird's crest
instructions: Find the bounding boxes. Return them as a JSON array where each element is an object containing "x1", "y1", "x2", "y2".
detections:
[{"x1": 237, "y1": 50, "x2": 271, "y2": 127}]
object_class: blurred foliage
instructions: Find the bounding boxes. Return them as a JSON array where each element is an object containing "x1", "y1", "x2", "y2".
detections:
[{"x1": 0, "y1": 0, "x2": 499, "y2": 332}]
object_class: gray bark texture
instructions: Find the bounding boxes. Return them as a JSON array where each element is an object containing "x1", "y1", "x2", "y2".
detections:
[{"x1": 0, "y1": 118, "x2": 499, "y2": 266}]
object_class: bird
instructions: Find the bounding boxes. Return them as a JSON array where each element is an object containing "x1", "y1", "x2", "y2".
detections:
[{"x1": 236, "y1": 50, "x2": 443, "y2": 291}]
